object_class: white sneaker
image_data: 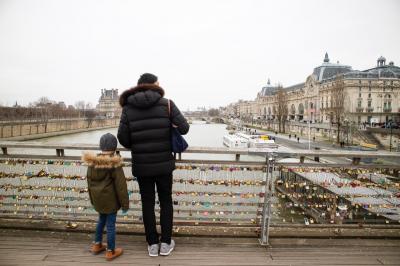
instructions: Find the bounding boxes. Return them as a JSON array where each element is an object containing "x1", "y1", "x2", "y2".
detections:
[
  {"x1": 160, "y1": 240, "x2": 175, "y2": 256},
  {"x1": 148, "y1": 244, "x2": 159, "y2": 257}
]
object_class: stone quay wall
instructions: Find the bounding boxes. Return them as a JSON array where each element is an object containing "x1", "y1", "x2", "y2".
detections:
[{"x1": 0, "y1": 118, "x2": 119, "y2": 140}]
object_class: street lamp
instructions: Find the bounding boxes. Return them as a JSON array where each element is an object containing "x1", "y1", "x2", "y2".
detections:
[
  {"x1": 350, "y1": 121, "x2": 353, "y2": 145},
  {"x1": 389, "y1": 121, "x2": 393, "y2": 152},
  {"x1": 344, "y1": 118, "x2": 349, "y2": 146},
  {"x1": 308, "y1": 119, "x2": 311, "y2": 150}
]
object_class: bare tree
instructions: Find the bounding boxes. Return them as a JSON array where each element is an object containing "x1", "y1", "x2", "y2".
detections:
[
  {"x1": 85, "y1": 109, "x2": 97, "y2": 128},
  {"x1": 0, "y1": 98, "x2": 89, "y2": 123},
  {"x1": 328, "y1": 74, "x2": 346, "y2": 144},
  {"x1": 208, "y1": 108, "x2": 220, "y2": 117},
  {"x1": 276, "y1": 86, "x2": 288, "y2": 133},
  {"x1": 84, "y1": 102, "x2": 97, "y2": 128},
  {"x1": 75, "y1": 101, "x2": 86, "y2": 118},
  {"x1": 85, "y1": 102, "x2": 93, "y2": 110},
  {"x1": 74, "y1": 101, "x2": 85, "y2": 110},
  {"x1": 35, "y1": 97, "x2": 53, "y2": 107}
]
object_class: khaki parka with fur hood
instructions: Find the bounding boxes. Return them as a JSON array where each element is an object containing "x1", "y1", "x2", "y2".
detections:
[{"x1": 83, "y1": 152, "x2": 129, "y2": 214}]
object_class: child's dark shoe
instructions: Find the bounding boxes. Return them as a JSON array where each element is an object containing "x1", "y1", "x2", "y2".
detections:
[
  {"x1": 106, "y1": 248, "x2": 123, "y2": 261},
  {"x1": 91, "y1": 243, "x2": 106, "y2": 255}
]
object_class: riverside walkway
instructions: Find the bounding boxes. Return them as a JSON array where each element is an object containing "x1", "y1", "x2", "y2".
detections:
[{"x1": 1, "y1": 142, "x2": 400, "y2": 265}]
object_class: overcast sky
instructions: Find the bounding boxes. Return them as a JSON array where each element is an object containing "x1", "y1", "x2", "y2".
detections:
[{"x1": 0, "y1": 0, "x2": 399, "y2": 110}]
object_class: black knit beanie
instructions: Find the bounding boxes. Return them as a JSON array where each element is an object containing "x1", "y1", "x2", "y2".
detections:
[
  {"x1": 99, "y1": 133, "x2": 118, "y2": 151},
  {"x1": 137, "y1": 73, "x2": 158, "y2": 85}
]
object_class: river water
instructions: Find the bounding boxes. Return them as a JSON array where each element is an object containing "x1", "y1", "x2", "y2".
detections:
[
  {"x1": 37, "y1": 122, "x2": 228, "y2": 147},
  {"x1": 32, "y1": 122, "x2": 264, "y2": 162}
]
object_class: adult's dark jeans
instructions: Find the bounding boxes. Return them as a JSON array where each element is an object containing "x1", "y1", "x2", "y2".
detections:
[
  {"x1": 137, "y1": 173, "x2": 173, "y2": 245},
  {"x1": 94, "y1": 212, "x2": 117, "y2": 250}
]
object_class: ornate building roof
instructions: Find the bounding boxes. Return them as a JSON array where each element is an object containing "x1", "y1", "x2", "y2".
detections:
[
  {"x1": 259, "y1": 54, "x2": 400, "y2": 97},
  {"x1": 312, "y1": 53, "x2": 352, "y2": 81},
  {"x1": 99, "y1": 89, "x2": 119, "y2": 101},
  {"x1": 259, "y1": 78, "x2": 279, "y2": 96},
  {"x1": 285, "y1": 82, "x2": 305, "y2": 92},
  {"x1": 328, "y1": 57, "x2": 400, "y2": 80}
]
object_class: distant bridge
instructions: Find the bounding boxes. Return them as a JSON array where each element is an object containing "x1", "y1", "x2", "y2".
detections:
[{"x1": 184, "y1": 114, "x2": 226, "y2": 124}]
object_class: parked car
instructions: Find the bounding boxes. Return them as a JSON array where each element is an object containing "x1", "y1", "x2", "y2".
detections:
[{"x1": 381, "y1": 121, "x2": 399, "y2": 129}]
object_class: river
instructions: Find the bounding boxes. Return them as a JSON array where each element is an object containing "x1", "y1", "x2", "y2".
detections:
[
  {"x1": 36, "y1": 122, "x2": 228, "y2": 147},
  {"x1": 30, "y1": 122, "x2": 263, "y2": 161}
]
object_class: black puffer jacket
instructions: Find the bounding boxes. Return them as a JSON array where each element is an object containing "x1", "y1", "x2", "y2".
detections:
[{"x1": 117, "y1": 84, "x2": 189, "y2": 177}]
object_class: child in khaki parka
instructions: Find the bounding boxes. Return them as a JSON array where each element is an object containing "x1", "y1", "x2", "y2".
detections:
[{"x1": 83, "y1": 133, "x2": 129, "y2": 261}]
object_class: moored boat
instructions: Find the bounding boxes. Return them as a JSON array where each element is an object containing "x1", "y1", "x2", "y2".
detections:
[
  {"x1": 234, "y1": 132, "x2": 278, "y2": 148},
  {"x1": 222, "y1": 134, "x2": 248, "y2": 148}
]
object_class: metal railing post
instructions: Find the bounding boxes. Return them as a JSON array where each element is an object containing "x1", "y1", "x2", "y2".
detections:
[
  {"x1": 56, "y1": 149, "x2": 65, "y2": 157},
  {"x1": 260, "y1": 152, "x2": 274, "y2": 246}
]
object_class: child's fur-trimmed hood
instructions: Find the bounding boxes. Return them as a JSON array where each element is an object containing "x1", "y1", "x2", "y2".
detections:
[{"x1": 82, "y1": 152, "x2": 123, "y2": 169}]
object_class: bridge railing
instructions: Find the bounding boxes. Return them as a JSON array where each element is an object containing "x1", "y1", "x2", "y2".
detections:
[
  {"x1": 0, "y1": 142, "x2": 399, "y2": 245},
  {"x1": 0, "y1": 143, "x2": 268, "y2": 226}
]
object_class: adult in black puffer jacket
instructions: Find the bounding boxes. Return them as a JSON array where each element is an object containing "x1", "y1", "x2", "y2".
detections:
[
  {"x1": 118, "y1": 75, "x2": 189, "y2": 177},
  {"x1": 117, "y1": 73, "x2": 189, "y2": 256}
]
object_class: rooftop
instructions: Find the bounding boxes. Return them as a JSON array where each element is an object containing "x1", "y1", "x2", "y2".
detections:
[
  {"x1": 259, "y1": 78, "x2": 279, "y2": 96},
  {"x1": 99, "y1": 89, "x2": 119, "y2": 101},
  {"x1": 260, "y1": 53, "x2": 400, "y2": 95},
  {"x1": 312, "y1": 52, "x2": 353, "y2": 81}
]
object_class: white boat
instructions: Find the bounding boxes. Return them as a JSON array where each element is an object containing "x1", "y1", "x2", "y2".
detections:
[
  {"x1": 191, "y1": 120, "x2": 207, "y2": 124},
  {"x1": 234, "y1": 132, "x2": 278, "y2": 148},
  {"x1": 222, "y1": 134, "x2": 248, "y2": 148}
]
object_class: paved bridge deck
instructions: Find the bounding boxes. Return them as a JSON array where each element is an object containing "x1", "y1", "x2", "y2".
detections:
[{"x1": 1, "y1": 229, "x2": 399, "y2": 266}]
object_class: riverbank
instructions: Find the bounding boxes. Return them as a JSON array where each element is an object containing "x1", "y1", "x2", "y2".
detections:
[
  {"x1": 0, "y1": 118, "x2": 119, "y2": 141},
  {"x1": 2, "y1": 125, "x2": 118, "y2": 141},
  {"x1": 241, "y1": 122, "x2": 400, "y2": 151}
]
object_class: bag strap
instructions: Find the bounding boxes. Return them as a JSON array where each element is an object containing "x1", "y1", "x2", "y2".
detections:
[
  {"x1": 167, "y1": 99, "x2": 178, "y2": 128},
  {"x1": 167, "y1": 99, "x2": 171, "y2": 118}
]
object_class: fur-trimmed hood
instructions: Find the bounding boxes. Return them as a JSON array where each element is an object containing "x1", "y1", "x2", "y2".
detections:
[
  {"x1": 119, "y1": 84, "x2": 165, "y2": 108},
  {"x1": 82, "y1": 152, "x2": 123, "y2": 169}
]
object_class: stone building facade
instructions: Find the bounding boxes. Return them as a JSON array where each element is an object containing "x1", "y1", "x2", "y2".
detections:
[
  {"x1": 96, "y1": 89, "x2": 121, "y2": 118},
  {"x1": 230, "y1": 54, "x2": 400, "y2": 126}
]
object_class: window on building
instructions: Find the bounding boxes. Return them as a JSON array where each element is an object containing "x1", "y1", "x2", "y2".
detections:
[
  {"x1": 359, "y1": 87, "x2": 361, "y2": 92},
  {"x1": 359, "y1": 80, "x2": 361, "y2": 84},
  {"x1": 358, "y1": 101, "x2": 362, "y2": 108},
  {"x1": 368, "y1": 101, "x2": 372, "y2": 107},
  {"x1": 368, "y1": 87, "x2": 371, "y2": 91},
  {"x1": 359, "y1": 93, "x2": 361, "y2": 98},
  {"x1": 368, "y1": 93, "x2": 371, "y2": 98}
]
